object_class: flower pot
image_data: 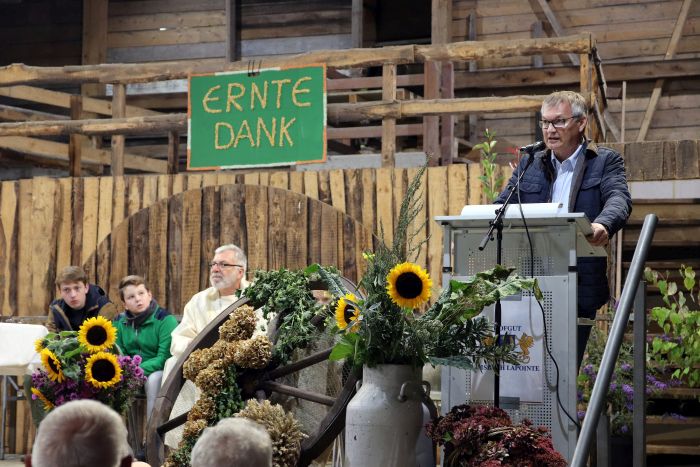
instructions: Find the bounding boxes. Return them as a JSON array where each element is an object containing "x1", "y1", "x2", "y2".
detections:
[{"x1": 344, "y1": 364, "x2": 425, "y2": 467}]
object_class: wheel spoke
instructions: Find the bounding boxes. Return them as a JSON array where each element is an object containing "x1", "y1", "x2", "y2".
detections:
[{"x1": 260, "y1": 380, "x2": 335, "y2": 406}]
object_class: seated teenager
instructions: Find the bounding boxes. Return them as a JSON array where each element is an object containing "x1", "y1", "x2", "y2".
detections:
[
  {"x1": 47, "y1": 265, "x2": 117, "y2": 332},
  {"x1": 114, "y1": 275, "x2": 178, "y2": 419}
]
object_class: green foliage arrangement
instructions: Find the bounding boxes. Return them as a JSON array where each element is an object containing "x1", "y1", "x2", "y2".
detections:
[
  {"x1": 645, "y1": 265, "x2": 700, "y2": 387},
  {"x1": 328, "y1": 164, "x2": 542, "y2": 370},
  {"x1": 473, "y1": 129, "x2": 506, "y2": 203},
  {"x1": 244, "y1": 266, "x2": 341, "y2": 364}
]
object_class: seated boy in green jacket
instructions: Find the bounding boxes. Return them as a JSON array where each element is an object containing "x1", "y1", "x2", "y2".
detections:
[{"x1": 114, "y1": 275, "x2": 178, "y2": 420}]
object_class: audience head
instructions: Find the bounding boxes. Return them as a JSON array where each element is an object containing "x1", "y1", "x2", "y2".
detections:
[
  {"x1": 209, "y1": 244, "x2": 247, "y2": 296},
  {"x1": 190, "y1": 417, "x2": 272, "y2": 467},
  {"x1": 30, "y1": 399, "x2": 132, "y2": 467},
  {"x1": 55, "y1": 266, "x2": 90, "y2": 310},
  {"x1": 118, "y1": 275, "x2": 153, "y2": 314}
]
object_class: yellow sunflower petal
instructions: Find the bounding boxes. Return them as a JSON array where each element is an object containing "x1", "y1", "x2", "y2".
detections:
[
  {"x1": 78, "y1": 316, "x2": 117, "y2": 353},
  {"x1": 335, "y1": 293, "x2": 360, "y2": 332},
  {"x1": 40, "y1": 348, "x2": 65, "y2": 383},
  {"x1": 386, "y1": 262, "x2": 432, "y2": 309},
  {"x1": 34, "y1": 338, "x2": 45, "y2": 353},
  {"x1": 31, "y1": 387, "x2": 54, "y2": 411},
  {"x1": 85, "y1": 351, "x2": 122, "y2": 389}
]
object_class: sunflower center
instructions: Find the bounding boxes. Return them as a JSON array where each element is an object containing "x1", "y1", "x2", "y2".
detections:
[
  {"x1": 395, "y1": 272, "x2": 423, "y2": 299},
  {"x1": 343, "y1": 305, "x2": 356, "y2": 323},
  {"x1": 47, "y1": 356, "x2": 61, "y2": 373},
  {"x1": 86, "y1": 326, "x2": 108, "y2": 346},
  {"x1": 92, "y1": 359, "x2": 117, "y2": 382}
]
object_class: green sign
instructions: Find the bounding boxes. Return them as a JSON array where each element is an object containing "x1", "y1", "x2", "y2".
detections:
[{"x1": 187, "y1": 65, "x2": 326, "y2": 170}]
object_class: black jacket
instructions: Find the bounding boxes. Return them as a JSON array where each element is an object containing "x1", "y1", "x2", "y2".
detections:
[
  {"x1": 47, "y1": 284, "x2": 118, "y2": 332},
  {"x1": 496, "y1": 141, "x2": 632, "y2": 315}
]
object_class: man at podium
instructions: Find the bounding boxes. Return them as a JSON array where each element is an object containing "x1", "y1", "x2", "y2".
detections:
[{"x1": 496, "y1": 90, "x2": 632, "y2": 367}]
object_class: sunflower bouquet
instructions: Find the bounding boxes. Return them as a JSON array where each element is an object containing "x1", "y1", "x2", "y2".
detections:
[
  {"x1": 328, "y1": 165, "x2": 542, "y2": 370},
  {"x1": 30, "y1": 316, "x2": 146, "y2": 415}
]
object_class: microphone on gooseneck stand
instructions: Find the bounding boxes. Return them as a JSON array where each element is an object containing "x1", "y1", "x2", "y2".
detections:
[{"x1": 520, "y1": 141, "x2": 546, "y2": 156}]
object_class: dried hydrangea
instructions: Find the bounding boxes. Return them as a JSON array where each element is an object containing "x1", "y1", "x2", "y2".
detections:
[
  {"x1": 220, "y1": 305, "x2": 257, "y2": 342},
  {"x1": 237, "y1": 399, "x2": 305, "y2": 467},
  {"x1": 195, "y1": 358, "x2": 227, "y2": 394},
  {"x1": 182, "y1": 418, "x2": 208, "y2": 439},
  {"x1": 210, "y1": 339, "x2": 240, "y2": 366},
  {"x1": 188, "y1": 395, "x2": 216, "y2": 422},
  {"x1": 183, "y1": 348, "x2": 211, "y2": 381},
  {"x1": 234, "y1": 335, "x2": 273, "y2": 369}
]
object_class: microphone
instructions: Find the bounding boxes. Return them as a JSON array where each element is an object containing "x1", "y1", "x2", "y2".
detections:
[{"x1": 520, "y1": 141, "x2": 546, "y2": 154}]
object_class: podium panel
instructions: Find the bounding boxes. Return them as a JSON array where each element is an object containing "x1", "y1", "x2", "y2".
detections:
[{"x1": 436, "y1": 205, "x2": 598, "y2": 462}]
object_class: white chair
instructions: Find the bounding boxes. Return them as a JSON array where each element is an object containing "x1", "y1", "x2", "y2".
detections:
[{"x1": 0, "y1": 322, "x2": 48, "y2": 460}]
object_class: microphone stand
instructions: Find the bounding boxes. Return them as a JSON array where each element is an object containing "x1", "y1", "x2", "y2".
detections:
[{"x1": 478, "y1": 150, "x2": 537, "y2": 408}]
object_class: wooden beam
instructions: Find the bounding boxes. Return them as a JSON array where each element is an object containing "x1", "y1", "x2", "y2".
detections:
[
  {"x1": 381, "y1": 63, "x2": 397, "y2": 167},
  {"x1": 0, "y1": 114, "x2": 187, "y2": 137},
  {"x1": 0, "y1": 104, "x2": 68, "y2": 122},
  {"x1": 0, "y1": 85, "x2": 160, "y2": 117},
  {"x1": 328, "y1": 95, "x2": 547, "y2": 122},
  {"x1": 0, "y1": 35, "x2": 591, "y2": 86},
  {"x1": 0, "y1": 137, "x2": 168, "y2": 173},
  {"x1": 532, "y1": 0, "x2": 579, "y2": 66},
  {"x1": 327, "y1": 123, "x2": 422, "y2": 139},
  {"x1": 453, "y1": 58, "x2": 700, "y2": 90},
  {"x1": 416, "y1": 34, "x2": 591, "y2": 62},
  {"x1": 636, "y1": 0, "x2": 691, "y2": 142},
  {"x1": 111, "y1": 84, "x2": 126, "y2": 176}
]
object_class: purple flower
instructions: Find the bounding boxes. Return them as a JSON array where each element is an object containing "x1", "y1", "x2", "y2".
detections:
[
  {"x1": 622, "y1": 384, "x2": 633, "y2": 398},
  {"x1": 609, "y1": 383, "x2": 617, "y2": 392},
  {"x1": 620, "y1": 363, "x2": 632, "y2": 372},
  {"x1": 577, "y1": 410, "x2": 586, "y2": 420},
  {"x1": 619, "y1": 424, "x2": 629, "y2": 434}
]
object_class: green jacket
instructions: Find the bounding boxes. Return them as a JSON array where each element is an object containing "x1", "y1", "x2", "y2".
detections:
[{"x1": 114, "y1": 305, "x2": 178, "y2": 376}]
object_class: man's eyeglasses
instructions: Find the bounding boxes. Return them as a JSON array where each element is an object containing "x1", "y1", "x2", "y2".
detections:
[
  {"x1": 539, "y1": 115, "x2": 580, "y2": 129},
  {"x1": 208, "y1": 262, "x2": 243, "y2": 270}
]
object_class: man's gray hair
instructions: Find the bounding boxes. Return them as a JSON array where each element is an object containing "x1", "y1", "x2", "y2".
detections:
[
  {"x1": 31, "y1": 399, "x2": 131, "y2": 467},
  {"x1": 190, "y1": 417, "x2": 272, "y2": 467},
  {"x1": 215, "y1": 244, "x2": 247, "y2": 271},
  {"x1": 542, "y1": 90, "x2": 588, "y2": 119}
]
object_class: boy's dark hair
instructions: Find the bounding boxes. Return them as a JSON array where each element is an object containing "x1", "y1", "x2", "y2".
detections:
[
  {"x1": 118, "y1": 275, "x2": 149, "y2": 301},
  {"x1": 55, "y1": 266, "x2": 88, "y2": 288}
]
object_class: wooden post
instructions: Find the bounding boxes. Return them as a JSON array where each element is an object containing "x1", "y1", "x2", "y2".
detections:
[
  {"x1": 225, "y1": 0, "x2": 241, "y2": 62},
  {"x1": 423, "y1": 61, "x2": 440, "y2": 164},
  {"x1": 580, "y1": 53, "x2": 593, "y2": 140},
  {"x1": 69, "y1": 95, "x2": 83, "y2": 176},
  {"x1": 111, "y1": 84, "x2": 126, "y2": 176},
  {"x1": 168, "y1": 131, "x2": 179, "y2": 174},
  {"x1": 351, "y1": 0, "x2": 363, "y2": 49},
  {"x1": 81, "y1": 0, "x2": 108, "y2": 97},
  {"x1": 381, "y1": 64, "x2": 397, "y2": 167},
  {"x1": 621, "y1": 81, "x2": 627, "y2": 143},
  {"x1": 467, "y1": 11, "x2": 478, "y2": 142},
  {"x1": 440, "y1": 61, "x2": 455, "y2": 165}
]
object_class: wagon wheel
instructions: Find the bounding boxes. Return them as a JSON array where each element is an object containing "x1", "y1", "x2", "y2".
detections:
[{"x1": 146, "y1": 279, "x2": 361, "y2": 467}]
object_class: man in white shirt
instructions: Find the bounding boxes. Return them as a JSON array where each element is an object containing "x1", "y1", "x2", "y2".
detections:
[{"x1": 162, "y1": 244, "x2": 249, "y2": 381}]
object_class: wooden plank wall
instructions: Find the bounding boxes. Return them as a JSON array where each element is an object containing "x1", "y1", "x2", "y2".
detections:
[
  {"x1": 453, "y1": 0, "x2": 700, "y2": 69},
  {"x1": 107, "y1": 0, "x2": 352, "y2": 63},
  {"x1": 0, "y1": 165, "x2": 484, "y2": 324},
  {"x1": 453, "y1": 0, "x2": 700, "y2": 145},
  {"x1": 0, "y1": 0, "x2": 83, "y2": 67}
]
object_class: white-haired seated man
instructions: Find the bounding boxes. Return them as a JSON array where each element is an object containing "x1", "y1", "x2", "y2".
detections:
[
  {"x1": 26, "y1": 399, "x2": 150, "y2": 467},
  {"x1": 190, "y1": 417, "x2": 272, "y2": 467}
]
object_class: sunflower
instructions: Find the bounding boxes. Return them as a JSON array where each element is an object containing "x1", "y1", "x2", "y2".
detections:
[
  {"x1": 78, "y1": 316, "x2": 117, "y2": 353},
  {"x1": 31, "y1": 387, "x2": 54, "y2": 411},
  {"x1": 34, "y1": 338, "x2": 45, "y2": 353},
  {"x1": 85, "y1": 352, "x2": 122, "y2": 389},
  {"x1": 386, "y1": 262, "x2": 432, "y2": 309},
  {"x1": 335, "y1": 293, "x2": 360, "y2": 331},
  {"x1": 40, "y1": 348, "x2": 65, "y2": 383}
]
